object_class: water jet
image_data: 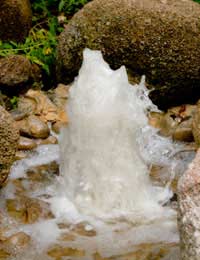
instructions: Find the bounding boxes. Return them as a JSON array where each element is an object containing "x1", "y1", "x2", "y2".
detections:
[{"x1": 2, "y1": 48, "x2": 189, "y2": 259}]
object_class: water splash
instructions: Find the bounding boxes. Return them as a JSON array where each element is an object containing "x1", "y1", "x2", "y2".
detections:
[
  {"x1": 3, "y1": 49, "x2": 190, "y2": 259},
  {"x1": 59, "y1": 48, "x2": 174, "y2": 222}
]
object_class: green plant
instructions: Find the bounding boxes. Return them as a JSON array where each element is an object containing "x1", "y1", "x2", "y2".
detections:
[
  {"x1": 58, "y1": 0, "x2": 91, "y2": 14},
  {"x1": 0, "y1": 17, "x2": 60, "y2": 75},
  {"x1": 194, "y1": 0, "x2": 200, "y2": 3},
  {"x1": 32, "y1": 0, "x2": 91, "y2": 19},
  {"x1": 10, "y1": 96, "x2": 19, "y2": 109},
  {"x1": 0, "y1": 0, "x2": 91, "y2": 80},
  {"x1": 32, "y1": 0, "x2": 60, "y2": 23}
]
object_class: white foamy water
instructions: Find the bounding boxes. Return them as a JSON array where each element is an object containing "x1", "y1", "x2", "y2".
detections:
[
  {"x1": 59, "y1": 49, "x2": 175, "y2": 222},
  {"x1": 10, "y1": 145, "x2": 59, "y2": 180},
  {"x1": 3, "y1": 48, "x2": 192, "y2": 259}
]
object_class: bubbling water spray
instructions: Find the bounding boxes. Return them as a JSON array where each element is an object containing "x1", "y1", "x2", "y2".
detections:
[
  {"x1": 3, "y1": 48, "x2": 188, "y2": 259},
  {"x1": 59, "y1": 49, "x2": 174, "y2": 222}
]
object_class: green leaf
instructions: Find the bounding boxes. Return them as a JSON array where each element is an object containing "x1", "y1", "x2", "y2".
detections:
[
  {"x1": 58, "y1": 0, "x2": 65, "y2": 12},
  {"x1": 2, "y1": 43, "x2": 13, "y2": 49},
  {"x1": 29, "y1": 56, "x2": 44, "y2": 66},
  {"x1": 9, "y1": 41, "x2": 18, "y2": 47}
]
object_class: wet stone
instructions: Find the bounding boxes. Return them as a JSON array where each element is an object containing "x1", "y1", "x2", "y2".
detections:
[
  {"x1": 19, "y1": 115, "x2": 50, "y2": 139},
  {"x1": 17, "y1": 97, "x2": 37, "y2": 116},
  {"x1": 172, "y1": 125, "x2": 194, "y2": 142},
  {"x1": 12, "y1": 179, "x2": 26, "y2": 194},
  {"x1": 25, "y1": 89, "x2": 68, "y2": 123},
  {"x1": 0, "y1": 249, "x2": 10, "y2": 260},
  {"x1": 93, "y1": 252, "x2": 111, "y2": 260},
  {"x1": 52, "y1": 121, "x2": 67, "y2": 134},
  {"x1": 35, "y1": 135, "x2": 58, "y2": 145},
  {"x1": 26, "y1": 161, "x2": 59, "y2": 178},
  {"x1": 10, "y1": 109, "x2": 28, "y2": 121},
  {"x1": 47, "y1": 245, "x2": 85, "y2": 258},
  {"x1": 59, "y1": 232, "x2": 76, "y2": 242},
  {"x1": 149, "y1": 165, "x2": 167, "y2": 187},
  {"x1": 18, "y1": 136, "x2": 37, "y2": 150},
  {"x1": 6, "y1": 197, "x2": 53, "y2": 224},
  {"x1": 3, "y1": 232, "x2": 30, "y2": 249},
  {"x1": 0, "y1": 227, "x2": 9, "y2": 242},
  {"x1": 57, "y1": 223, "x2": 70, "y2": 229},
  {"x1": 116, "y1": 242, "x2": 177, "y2": 260},
  {"x1": 156, "y1": 105, "x2": 196, "y2": 142},
  {"x1": 192, "y1": 101, "x2": 200, "y2": 146},
  {"x1": 15, "y1": 151, "x2": 28, "y2": 160},
  {"x1": 159, "y1": 111, "x2": 179, "y2": 137},
  {"x1": 72, "y1": 222, "x2": 97, "y2": 237},
  {"x1": 26, "y1": 171, "x2": 48, "y2": 183},
  {"x1": 50, "y1": 83, "x2": 69, "y2": 109},
  {"x1": 148, "y1": 111, "x2": 164, "y2": 129},
  {"x1": 169, "y1": 105, "x2": 196, "y2": 119}
]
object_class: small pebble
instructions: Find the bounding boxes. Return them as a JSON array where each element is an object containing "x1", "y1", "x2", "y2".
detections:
[
  {"x1": 15, "y1": 151, "x2": 28, "y2": 160},
  {"x1": 52, "y1": 121, "x2": 67, "y2": 134},
  {"x1": 35, "y1": 135, "x2": 58, "y2": 145},
  {"x1": 4, "y1": 232, "x2": 30, "y2": 249},
  {"x1": 173, "y1": 127, "x2": 194, "y2": 142},
  {"x1": 18, "y1": 136, "x2": 37, "y2": 150},
  {"x1": 10, "y1": 109, "x2": 28, "y2": 121},
  {"x1": 20, "y1": 115, "x2": 50, "y2": 139}
]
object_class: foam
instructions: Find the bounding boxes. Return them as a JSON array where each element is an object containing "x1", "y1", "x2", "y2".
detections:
[
  {"x1": 1, "y1": 49, "x2": 188, "y2": 259},
  {"x1": 59, "y1": 48, "x2": 175, "y2": 222}
]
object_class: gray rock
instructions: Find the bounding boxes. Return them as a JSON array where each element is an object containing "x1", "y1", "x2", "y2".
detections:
[
  {"x1": 178, "y1": 149, "x2": 200, "y2": 260},
  {"x1": 0, "y1": 0, "x2": 32, "y2": 42},
  {"x1": 0, "y1": 106, "x2": 19, "y2": 186},
  {"x1": 56, "y1": 0, "x2": 200, "y2": 109}
]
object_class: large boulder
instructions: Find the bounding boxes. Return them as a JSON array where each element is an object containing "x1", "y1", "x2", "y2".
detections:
[
  {"x1": 56, "y1": 0, "x2": 200, "y2": 109},
  {"x1": 178, "y1": 149, "x2": 200, "y2": 259},
  {"x1": 0, "y1": 106, "x2": 19, "y2": 186},
  {"x1": 0, "y1": 0, "x2": 32, "y2": 42}
]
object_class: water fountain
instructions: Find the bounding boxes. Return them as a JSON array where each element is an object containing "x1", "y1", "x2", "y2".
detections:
[
  {"x1": 1, "y1": 48, "x2": 189, "y2": 259},
  {"x1": 59, "y1": 48, "x2": 173, "y2": 222},
  {"x1": 50, "y1": 49, "x2": 181, "y2": 259}
]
